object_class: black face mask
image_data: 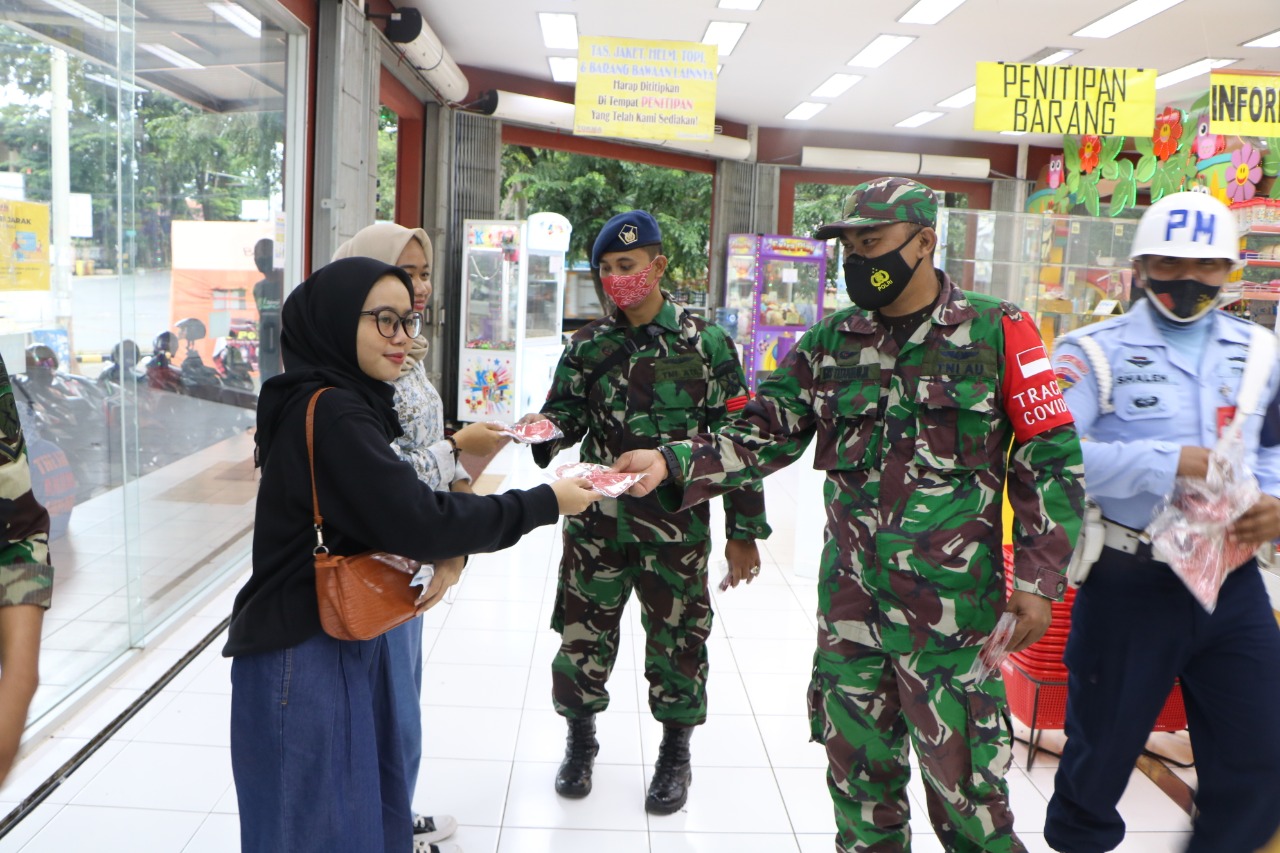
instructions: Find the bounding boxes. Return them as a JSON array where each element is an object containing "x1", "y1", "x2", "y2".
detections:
[
  {"x1": 1143, "y1": 276, "x2": 1221, "y2": 324},
  {"x1": 843, "y1": 231, "x2": 925, "y2": 311}
]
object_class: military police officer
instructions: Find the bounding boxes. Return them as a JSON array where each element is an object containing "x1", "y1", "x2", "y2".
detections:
[
  {"x1": 0, "y1": 352, "x2": 53, "y2": 785},
  {"x1": 519, "y1": 210, "x2": 770, "y2": 815},
  {"x1": 614, "y1": 178, "x2": 1085, "y2": 851},
  {"x1": 1045, "y1": 192, "x2": 1280, "y2": 853}
]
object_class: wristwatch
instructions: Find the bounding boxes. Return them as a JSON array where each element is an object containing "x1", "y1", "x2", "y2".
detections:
[{"x1": 658, "y1": 446, "x2": 680, "y2": 485}]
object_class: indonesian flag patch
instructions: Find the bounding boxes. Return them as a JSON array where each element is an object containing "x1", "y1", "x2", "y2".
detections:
[{"x1": 1002, "y1": 314, "x2": 1074, "y2": 442}]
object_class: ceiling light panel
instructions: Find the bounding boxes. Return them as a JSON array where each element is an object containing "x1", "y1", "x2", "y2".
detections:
[
  {"x1": 717, "y1": 0, "x2": 762, "y2": 9},
  {"x1": 811, "y1": 73, "x2": 862, "y2": 98},
  {"x1": 547, "y1": 56, "x2": 576, "y2": 83},
  {"x1": 847, "y1": 35, "x2": 915, "y2": 68},
  {"x1": 1073, "y1": 0, "x2": 1184, "y2": 39},
  {"x1": 1243, "y1": 29, "x2": 1280, "y2": 48},
  {"x1": 702, "y1": 21, "x2": 747, "y2": 56},
  {"x1": 41, "y1": 0, "x2": 126, "y2": 32},
  {"x1": 140, "y1": 43, "x2": 204, "y2": 69},
  {"x1": 937, "y1": 86, "x2": 975, "y2": 108},
  {"x1": 898, "y1": 0, "x2": 966, "y2": 25},
  {"x1": 1155, "y1": 57, "x2": 1236, "y2": 89},
  {"x1": 538, "y1": 12, "x2": 578, "y2": 50},
  {"x1": 207, "y1": 2, "x2": 260, "y2": 38},
  {"x1": 785, "y1": 102, "x2": 827, "y2": 121},
  {"x1": 896, "y1": 110, "x2": 944, "y2": 128},
  {"x1": 84, "y1": 71, "x2": 144, "y2": 93}
]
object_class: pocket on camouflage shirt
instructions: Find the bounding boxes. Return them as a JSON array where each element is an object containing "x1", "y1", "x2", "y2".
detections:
[
  {"x1": 813, "y1": 380, "x2": 881, "y2": 471},
  {"x1": 913, "y1": 376, "x2": 996, "y2": 470},
  {"x1": 636, "y1": 378, "x2": 708, "y2": 440}
]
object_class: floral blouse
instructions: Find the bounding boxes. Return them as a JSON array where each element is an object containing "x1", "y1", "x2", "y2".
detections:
[{"x1": 391, "y1": 354, "x2": 466, "y2": 490}]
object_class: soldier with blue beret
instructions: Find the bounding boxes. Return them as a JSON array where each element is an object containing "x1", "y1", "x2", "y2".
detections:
[{"x1": 520, "y1": 209, "x2": 770, "y2": 815}]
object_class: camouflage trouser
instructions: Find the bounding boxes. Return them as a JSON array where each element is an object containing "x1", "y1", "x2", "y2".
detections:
[
  {"x1": 808, "y1": 641, "x2": 1022, "y2": 853},
  {"x1": 550, "y1": 530, "x2": 712, "y2": 726}
]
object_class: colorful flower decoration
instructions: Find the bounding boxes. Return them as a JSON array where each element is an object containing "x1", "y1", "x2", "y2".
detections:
[
  {"x1": 1079, "y1": 136, "x2": 1100, "y2": 174},
  {"x1": 1228, "y1": 142, "x2": 1263, "y2": 203},
  {"x1": 1193, "y1": 113, "x2": 1225, "y2": 161},
  {"x1": 1152, "y1": 107, "x2": 1183, "y2": 161},
  {"x1": 1048, "y1": 154, "x2": 1064, "y2": 189}
]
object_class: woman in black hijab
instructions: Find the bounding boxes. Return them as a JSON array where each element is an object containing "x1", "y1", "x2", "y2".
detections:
[{"x1": 224, "y1": 258, "x2": 596, "y2": 853}]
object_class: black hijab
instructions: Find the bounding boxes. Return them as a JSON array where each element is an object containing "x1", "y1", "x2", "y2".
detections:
[{"x1": 255, "y1": 257, "x2": 414, "y2": 467}]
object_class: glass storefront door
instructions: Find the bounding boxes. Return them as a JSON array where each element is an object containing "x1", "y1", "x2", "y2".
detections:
[{"x1": 1, "y1": 0, "x2": 305, "y2": 727}]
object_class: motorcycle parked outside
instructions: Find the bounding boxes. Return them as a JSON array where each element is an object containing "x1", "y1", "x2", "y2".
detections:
[{"x1": 13, "y1": 345, "x2": 112, "y2": 503}]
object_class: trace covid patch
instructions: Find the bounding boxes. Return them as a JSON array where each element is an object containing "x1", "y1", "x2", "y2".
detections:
[{"x1": 1002, "y1": 314, "x2": 1075, "y2": 442}]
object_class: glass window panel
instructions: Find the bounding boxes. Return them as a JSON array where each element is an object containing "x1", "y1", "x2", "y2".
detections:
[{"x1": 1, "y1": 0, "x2": 303, "y2": 728}]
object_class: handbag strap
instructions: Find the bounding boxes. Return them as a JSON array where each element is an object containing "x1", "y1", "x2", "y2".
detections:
[{"x1": 306, "y1": 387, "x2": 334, "y2": 553}]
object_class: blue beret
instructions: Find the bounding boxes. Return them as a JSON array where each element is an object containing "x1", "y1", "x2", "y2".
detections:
[{"x1": 591, "y1": 210, "x2": 662, "y2": 268}]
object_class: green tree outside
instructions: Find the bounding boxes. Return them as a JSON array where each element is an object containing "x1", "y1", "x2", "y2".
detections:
[
  {"x1": 501, "y1": 146, "x2": 712, "y2": 289},
  {"x1": 0, "y1": 28, "x2": 284, "y2": 271}
]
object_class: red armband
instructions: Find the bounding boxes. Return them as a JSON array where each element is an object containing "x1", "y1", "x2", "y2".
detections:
[
  {"x1": 1001, "y1": 314, "x2": 1074, "y2": 442},
  {"x1": 726, "y1": 394, "x2": 750, "y2": 413}
]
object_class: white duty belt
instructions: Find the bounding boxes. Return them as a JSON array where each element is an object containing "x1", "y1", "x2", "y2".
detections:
[{"x1": 1101, "y1": 518, "x2": 1152, "y2": 556}]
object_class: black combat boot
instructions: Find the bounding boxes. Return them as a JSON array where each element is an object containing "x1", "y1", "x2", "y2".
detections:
[
  {"x1": 645, "y1": 725, "x2": 693, "y2": 814},
  {"x1": 554, "y1": 715, "x2": 598, "y2": 798}
]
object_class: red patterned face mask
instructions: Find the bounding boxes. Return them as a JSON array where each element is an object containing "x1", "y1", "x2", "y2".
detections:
[{"x1": 601, "y1": 260, "x2": 656, "y2": 309}]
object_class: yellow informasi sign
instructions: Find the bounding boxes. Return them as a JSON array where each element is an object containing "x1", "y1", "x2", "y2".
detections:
[
  {"x1": 974, "y1": 61, "x2": 1156, "y2": 137},
  {"x1": 0, "y1": 200, "x2": 51, "y2": 292},
  {"x1": 574, "y1": 36, "x2": 717, "y2": 142},
  {"x1": 1209, "y1": 71, "x2": 1280, "y2": 136}
]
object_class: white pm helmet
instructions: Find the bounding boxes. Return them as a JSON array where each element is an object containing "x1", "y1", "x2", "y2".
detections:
[{"x1": 1129, "y1": 191, "x2": 1244, "y2": 271}]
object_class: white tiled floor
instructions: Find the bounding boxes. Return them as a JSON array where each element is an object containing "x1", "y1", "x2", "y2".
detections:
[{"x1": 0, "y1": 445, "x2": 1198, "y2": 852}]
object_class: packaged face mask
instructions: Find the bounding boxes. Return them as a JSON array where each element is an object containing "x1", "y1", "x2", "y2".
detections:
[
  {"x1": 555, "y1": 462, "x2": 646, "y2": 498},
  {"x1": 494, "y1": 421, "x2": 564, "y2": 443}
]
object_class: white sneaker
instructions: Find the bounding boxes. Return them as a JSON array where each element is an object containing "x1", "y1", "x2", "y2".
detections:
[
  {"x1": 412, "y1": 841, "x2": 461, "y2": 853},
  {"x1": 412, "y1": 813, "x2": 458, "y2": 843}
]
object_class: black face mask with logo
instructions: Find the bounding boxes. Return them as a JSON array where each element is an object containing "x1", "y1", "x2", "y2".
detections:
[
  {"x1": 843, "y1": 231, "x2": 925, "y2": 311},
  {"x1": 1142, "y1": 276, "x2": 1221, "y2": 324}
]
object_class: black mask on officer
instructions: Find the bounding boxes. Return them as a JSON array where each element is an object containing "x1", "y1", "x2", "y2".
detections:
[
  {"x1": 843, "y1": 230, "x2": 925, "y2": 311},
  {"x1": 1142, "y1": 276, "x2": 1221, "y2": 324}
]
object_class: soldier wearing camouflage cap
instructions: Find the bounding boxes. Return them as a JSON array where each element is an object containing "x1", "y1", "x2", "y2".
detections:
[
  {"x1": 0, "y1": 352, "x2": 53, "y2": 786},
  {"x1": 615, "y1": 177, "x2": 1086, "y2": 851},
  {"x1": 518, "y1": 209, "x2": 770, "y2": 815}
]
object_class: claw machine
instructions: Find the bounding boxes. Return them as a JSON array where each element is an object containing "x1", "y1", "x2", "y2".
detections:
[
  {"x1": 717, "y1": 234, "x2": 827, "y2": 391},
  {"x1": 457, "y1": 212, "x2": 571, "y2": 422}
]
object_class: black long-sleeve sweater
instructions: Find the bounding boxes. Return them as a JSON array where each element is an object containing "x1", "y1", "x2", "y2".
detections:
[{"x1": 223, "y1": 388, "x2": 558, "y2": 656}]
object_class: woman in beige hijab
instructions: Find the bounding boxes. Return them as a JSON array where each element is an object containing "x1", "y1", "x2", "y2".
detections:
[{"x1": 333, "y1": 223, "x2": 504, "y2": 853}]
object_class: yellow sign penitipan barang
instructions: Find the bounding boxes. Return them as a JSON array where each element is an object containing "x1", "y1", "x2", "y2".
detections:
[
  {"x1": 574, "y1": 36, "x2": 717, "y2": 142},
  {"x1": 974, "y1": 61, "x2": 1157, "y2": 137},
  {"x1": 1209, "y1": 71, "x2": 1280, "y2": 137}
]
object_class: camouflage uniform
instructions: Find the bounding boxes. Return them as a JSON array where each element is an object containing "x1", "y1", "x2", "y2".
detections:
[
  {"x1": 535, "y1": 294, "x2": 770, "y2": 726},
  {"x1": 661, "y1": 267, "x2": 1084, "y2": 849},
  {"x1": 0, "y1": 355, "x2": 54, "y2": 609}
]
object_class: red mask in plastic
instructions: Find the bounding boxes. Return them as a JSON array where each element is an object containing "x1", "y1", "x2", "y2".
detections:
[{"x1": 601, "y1": 260, "x2": 657, "y2": 309}]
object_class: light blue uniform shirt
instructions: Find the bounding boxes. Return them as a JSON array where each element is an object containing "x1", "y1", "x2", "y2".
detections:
[{"x1": 1052, "y1": 299, "x2": 1280, "y2": 531}]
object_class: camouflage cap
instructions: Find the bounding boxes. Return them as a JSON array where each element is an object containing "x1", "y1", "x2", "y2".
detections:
[{"x1": 813, "y1": 176, "x2": 938, "y2": 240}]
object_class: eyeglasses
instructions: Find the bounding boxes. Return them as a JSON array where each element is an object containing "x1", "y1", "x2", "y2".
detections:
[{"x1": 360, "y1": 308, "x2": 424, "y2": 339}]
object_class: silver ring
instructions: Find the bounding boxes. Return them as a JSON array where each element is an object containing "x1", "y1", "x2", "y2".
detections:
[{"x1": 749, "y1": 566, "x2": 760, "y2": 575}]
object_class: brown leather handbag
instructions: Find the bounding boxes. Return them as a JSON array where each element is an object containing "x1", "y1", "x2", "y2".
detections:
[{"x1": 306, "y1": 388, "x2": 422, "y2": 641}]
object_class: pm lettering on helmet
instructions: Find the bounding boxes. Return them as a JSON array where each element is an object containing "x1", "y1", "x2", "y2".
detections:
[{"x1": 1164, "y1": 209, "x2": 1215, "y2": 244}]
